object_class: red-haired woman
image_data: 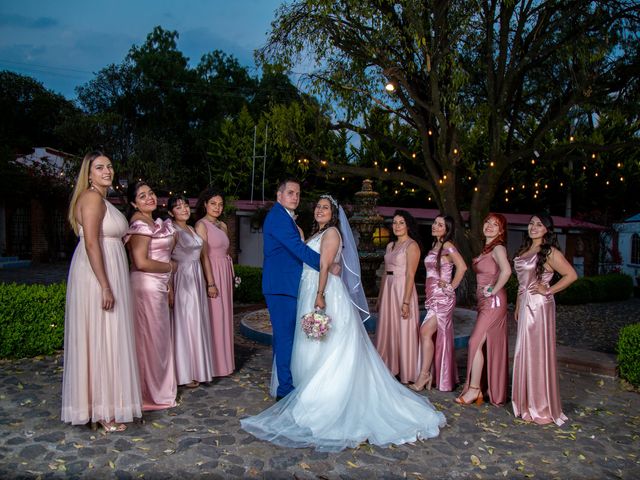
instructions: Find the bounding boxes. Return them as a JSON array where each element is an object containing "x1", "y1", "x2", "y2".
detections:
[{"x1": 456, "y1": 214, "x2": 511, "y2": 406}]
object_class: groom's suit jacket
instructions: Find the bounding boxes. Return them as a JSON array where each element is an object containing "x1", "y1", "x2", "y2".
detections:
[{"x1": 262, "y1": 202, "x2": 320, "y2": 297}]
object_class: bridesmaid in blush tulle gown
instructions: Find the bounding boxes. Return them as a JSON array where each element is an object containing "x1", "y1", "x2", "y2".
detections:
[
  {"x1": 126, "y1": 181, "x2": 177, "y2": 411},
  {"x1": 62, "y1": 151, "x2": 142, "y2": 432},
  {"x1": 456, "y1": 213, "x2": 511, "y2": 406},
  {"x1": 375, "y1": 210, "x2": 421, "y2": 384},
  {"x1": 195, "y1": 188, "x2": 235, "y2": 377},
  {"x1": 411, "y1": 214, "x2": 467, "y2": 392},
  {"x1": 512, "y1": 214, "x2": 577, "y2": 425},
  {"x1": 168, "y1": 195, "x2": 214, "y2": 388}
]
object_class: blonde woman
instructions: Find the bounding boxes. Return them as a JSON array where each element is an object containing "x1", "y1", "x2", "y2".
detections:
[{"x1": 61, "y1": 151, "x2": 142, "y2": 432}]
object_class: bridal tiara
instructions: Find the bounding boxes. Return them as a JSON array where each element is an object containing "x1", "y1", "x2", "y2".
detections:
[{"x1": 320, "y1": 194, "x2": 339, "y2": 209}]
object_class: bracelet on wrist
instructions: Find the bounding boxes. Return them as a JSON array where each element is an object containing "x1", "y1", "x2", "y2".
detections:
[
  {"x1": 317, "y1": 291, "x2": 325, "y2": 297},
  {"x1": 402, "y1": 302, "x2": 409, "y2": 306},
  {"x1": 207, "y1": 284, "x2": 216, "y2": 288}
]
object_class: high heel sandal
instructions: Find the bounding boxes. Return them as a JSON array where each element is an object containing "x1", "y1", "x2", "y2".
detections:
[
  {"x1": 91, "y1": 420, "x2": 127, "y2": 433},
  {"x1": 454, "y1": 385, "x2": 484, "y2": 405},
  {"x1": 409, "y1": 371, "x2": 432, "y2": 392}
]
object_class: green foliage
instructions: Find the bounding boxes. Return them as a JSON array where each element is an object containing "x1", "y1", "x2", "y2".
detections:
[
  {"x1": 617, "y1": 323, "x2": 640, "y2": 388},
  {"x1": 233, "y1": 265, "x2": 264, "y2": 304},
  {"x1": 554, "y1": 273, "x2": 632, "y2": 305},
  {"x1": 505, "y1": 275, "x2": 518, "y2": 305},
  {"x1": 0, "y1": 283, "x2": 66, "y2": 358}
]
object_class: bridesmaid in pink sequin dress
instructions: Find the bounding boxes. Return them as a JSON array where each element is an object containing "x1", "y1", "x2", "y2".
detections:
[
  {"x1": 196, "y1": 189, "x2": 235, "y2": 377},
  {"x1": 456, "y1": 214, "x2": 511, "y2": 406},
  {"x1": 168, "y1": 195, "x2": 214, "y2": 387},
  {"x1": 411, "y1": 214, "x2": 467, "y2": 392},
  {"x1": 62, "y1": 152, "x2": 142, "y2": 433},
  {"x1": 375, "y1": 210, "x2": 421, "y2": 384},
  {"x1": 512, "y1": 214, "x2": 577, "y2": 425},
  {"x1": 127, "y1": 182, "x2": 177, "y2": 411}
]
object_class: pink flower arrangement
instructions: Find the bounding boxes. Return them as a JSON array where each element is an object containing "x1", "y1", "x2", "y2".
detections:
[{"x1": 301, "y1": 310, "x2": 332, "y2": 339}]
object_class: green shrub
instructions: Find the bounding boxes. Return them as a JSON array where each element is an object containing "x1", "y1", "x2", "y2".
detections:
[
  {"x1": 0, "y1": 282, "x2": 66, "y2": 358},
  {"x1": 588, "y1": 273, "x2": 633, "y2": 302},
  {"x1": 505, "y1": 275, "x2": 518, "y2": 304},
  {"x1": 233, "y1": 265, "x2": 264, "y2": 304},
  {"x1": 617, "y1": 323, "x2": 640, "y2": 387},
  {"x1": 555, "y1": 277, "x2": 595, "y2": 305}
]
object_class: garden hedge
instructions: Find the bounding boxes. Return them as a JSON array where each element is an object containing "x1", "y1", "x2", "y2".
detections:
[
  {"x1": 505, "y1": 273, "x2": 633, "y2": 305},
  {"x1": 233, "y1": 264, "x2": 264, "y2": 304},
  {"x1": 0, "y1": 282, "x2": 66, "y2": 358},
  {"x1": 617, "y1": 323, "x2": 640, "y2": 388}
]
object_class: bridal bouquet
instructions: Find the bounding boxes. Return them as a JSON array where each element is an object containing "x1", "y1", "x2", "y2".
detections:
[{"x1": 301, "y1": 310, "x2": 332, "y2": 340}]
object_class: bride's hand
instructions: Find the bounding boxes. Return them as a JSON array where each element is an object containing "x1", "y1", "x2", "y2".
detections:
[
  {"x1": 314, "y1": 292, "x2": 326, "y2": 311},
  {"x1": 329, "y1": 262, "x2": 341, "y2": 276}
]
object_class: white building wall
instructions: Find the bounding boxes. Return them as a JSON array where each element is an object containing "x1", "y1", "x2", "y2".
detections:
[{"x1": 237, "y1": 216, "x2": 264, "y2": 267}]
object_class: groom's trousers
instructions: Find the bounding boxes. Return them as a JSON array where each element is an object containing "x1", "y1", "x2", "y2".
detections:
[{"x1": 265, "y1": 294, "x2": 298, "y2": 398}]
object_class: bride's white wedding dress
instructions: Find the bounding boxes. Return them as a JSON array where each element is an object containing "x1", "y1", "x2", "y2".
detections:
[{"x1": 241, "y1": 228, "x2": 446, "y2": 451}]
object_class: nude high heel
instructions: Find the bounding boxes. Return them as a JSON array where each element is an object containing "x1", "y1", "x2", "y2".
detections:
[{"x1": 409, "y1": 370, "x2": 432, "y2": 392}]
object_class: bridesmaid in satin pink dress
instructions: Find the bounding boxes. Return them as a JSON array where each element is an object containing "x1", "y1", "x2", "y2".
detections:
[
  {"x1": 196, "y1": 189, "x2": 235, "y2": 377},
  {"x1": 168, "y1": 195, "x2": 214, "y2": 387},
  {"x1": 62, "y1": 152, "x2": 142, "y2": 433},
  {"x1": 456, "y1": 214, "x2": 511, "y2": 406},
  {"x1": 375, "y1": 210, "x2": 421, "y2": 384},
  {"x1": 512, "y1": 214, "x2": 577, "y2": 425},
  {"x1": 127, "y1": 182, "x2": 177, "y2": 411},
  {"x1": 411, "y1": 214, "x2": 467, "y2": 392}
]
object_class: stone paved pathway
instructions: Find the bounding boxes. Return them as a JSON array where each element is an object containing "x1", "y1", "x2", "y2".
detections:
[
  {"x1": 2, "y1": 263, "x2": 640, "y2": 478},
  {"x1": 1, "y1": 320, "x2": 639, "y2": 479}
]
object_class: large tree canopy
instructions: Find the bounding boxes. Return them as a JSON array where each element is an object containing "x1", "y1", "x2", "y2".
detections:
[{"x1": 260, "y1": 0, "x2": 640, "y2": 257}]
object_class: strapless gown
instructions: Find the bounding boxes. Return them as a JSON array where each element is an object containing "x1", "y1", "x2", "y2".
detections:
[
  {"x1": 241, "y1": 229, "x2": 446, "y2": 452},
  {"x1": 512, "y1": 252, "x2": 567, "y2": 425}
]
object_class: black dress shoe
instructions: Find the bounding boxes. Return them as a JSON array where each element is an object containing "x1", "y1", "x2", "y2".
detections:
[{"x1": 275, "y1": 396, "x2": 284, "y2": 401}]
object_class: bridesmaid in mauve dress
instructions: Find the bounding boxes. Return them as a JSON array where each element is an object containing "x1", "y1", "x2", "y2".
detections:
[
  {"x1": 411, "y1": 214, "x2": 467, "y2": 392},
  {"x1": 196, "y1": 188, "x2": 235, "y2": 377},
  {"x1": 512, "y1": 214, "x2": 577, "y2": 425},
  {"x1": 168, "y1": 195, "x2": 214, "y2": 387},
  {"x1": 375, "y1": 210, "x2": 421, "y2": 384},
  {"x1": 126, "y1": 181, "x2": 177, "y2": 411},
  {"x1": 62, "y1": 151, "x2": 142, "y2": 432},
  {"x1": 456, "y1": 214, "x2": 511, "y2": 406}
]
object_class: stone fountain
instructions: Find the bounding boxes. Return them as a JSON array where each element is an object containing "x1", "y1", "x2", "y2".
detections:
[{"x1": 348, "y1": 179, "x2": 385, "y2": 297}]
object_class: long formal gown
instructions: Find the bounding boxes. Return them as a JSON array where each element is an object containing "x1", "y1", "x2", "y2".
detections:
[
  {"x1": 241, "y1": 229, "x2": 446, "y2": 452},
  {"x1": 512, "y1": 252, "x2": 567, "y2": 425},
  {"x1": 62, "y1": 200, "x2": 142, "y2": 425},
  {"x1": 198, "y1": 219, "x2": 235, "y2": 377},
  {"x1": 127, "y1": 219, "x2": 177, "y2": 411},
  {"x1": 459, "y1": 251, "x2": 508, "y2": 405},
  {"x1": 374, "y1": 239, "x2": 420, "y2": 384},
  {"x1": 171, "y1": 224, "x2": 215, "y2": 385},
  {"x1": 423, "y1": 247, "x2": 459, "y2": 391}
]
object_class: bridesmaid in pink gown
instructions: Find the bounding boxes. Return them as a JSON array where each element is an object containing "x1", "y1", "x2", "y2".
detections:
[
  {"x1": 196, "y1": 189, "x2": 235, "y2": 377},
  {"x1": 411, "y1": 214, "x2": 467, "y2": 392},
  {"x1": 512, "y1": 214, "x2": 577, "y2": 425},
  {"x1": 375, "y1": 210, "x2": 421, "y2": 384},
  {"x1": 168, "y1": 195, "x2": 214, "y2": 387},
  {"x1": 62, "y1": 151, "x2": 142, "y2": 432},
  {"x1": 126, "y1": 182, "x2": 177, "y2": 411},
  {"x1": 456, "y1": 214, "x2": 511, "y2": 406}
]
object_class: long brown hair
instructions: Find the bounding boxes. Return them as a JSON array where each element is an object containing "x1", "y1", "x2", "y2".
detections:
[
  {"x1": 481, "y1": 213, "x2": 507, "y2": 254},
  {"x1": 433, "y1": 214, "x2": 455, "y2": 274},
  {"x1": 517, "y1": 213, "x2": 560, "y2": 280},
  {"x1": 67, "y1": 150, "x2": 107, "y2": 235}
]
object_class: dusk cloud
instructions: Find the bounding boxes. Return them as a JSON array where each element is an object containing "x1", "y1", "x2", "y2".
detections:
[{"x1": 0, "y1": 14, "x2": 58, "y2": 29}]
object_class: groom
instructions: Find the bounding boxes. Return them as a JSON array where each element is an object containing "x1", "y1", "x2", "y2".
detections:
[{"x1": 262, "y1": 178, "x2": 320, "y2": 399}]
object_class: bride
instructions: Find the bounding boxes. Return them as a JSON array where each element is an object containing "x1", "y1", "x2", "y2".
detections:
[{"x1": 241, "y1": 195, "x2": 446, "y2": 451}]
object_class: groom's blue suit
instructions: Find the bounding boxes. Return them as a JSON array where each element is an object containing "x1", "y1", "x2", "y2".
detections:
[{"x1": 262, "y1": 202, "x2": 320, "y2": 398}]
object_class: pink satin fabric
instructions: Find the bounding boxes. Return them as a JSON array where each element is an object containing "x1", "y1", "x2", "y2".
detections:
[
  {"x1": 62, "y1": 201, "x2": 142, "y2": 425},
  {"x1": 127, "y1": 219, "x2": 177, "y2": 411},
  {"x1": 423, "y1": 247, "x2": 458, "y2": 391},
  {"x1": 374, "y1": 239, "x2": 420, "y2": 383},
  {"x1": 460, "y1": 252, "x2": 508, "y2": 405},
  {"x1": 171, "y1": 224, "x2": 215, "y2": 385},
  {"x1": 512, "y1": 252, "x2": 568, "y2": 425},
  {"x1": 198, "y1": 219, "x2": 235, "y2": 377}
]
